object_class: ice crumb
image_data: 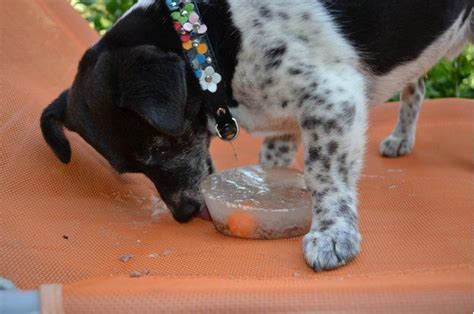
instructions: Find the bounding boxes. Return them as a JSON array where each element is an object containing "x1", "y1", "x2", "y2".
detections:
[
  {"x1": 362, "y1": 174, "x2": 385, "y2": 179},
  {"x1": 160, "y1": 248, "x2": 174, "y2": 256},
  {"x1": 147, "y1": 249, "x2": 174, "y2": 258},
  {"x1": 144, "y1": 194, "x2": 168, "y2": 223},
  {"x1": 129, "y1": 269, "x2": 151, "y2": 277},
  {"x1": 129, "y1": 271, "x2": 141, "y2": 278},
  {"x1": 119, "y1": 254, "x2": 134, "y2": 262},
  {"x1": 387, "y1": 169, "x2": 403, "y2": 173}
]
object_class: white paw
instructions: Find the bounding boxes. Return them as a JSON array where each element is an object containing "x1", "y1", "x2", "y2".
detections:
[
  {"x1": 379, "y1": 135, "x2": 414, "y2": 157},
  {"x1": 303, "y1": 226, "x2": 360, "y2": 271}
]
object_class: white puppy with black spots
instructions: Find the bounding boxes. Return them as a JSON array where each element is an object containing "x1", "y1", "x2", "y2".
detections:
[
  {"x1": 228, "y1": 1, "x2": 472, "y2": 271},
  {"x1": 41, "y1": 0, "x2": 473, "y2": 271}
]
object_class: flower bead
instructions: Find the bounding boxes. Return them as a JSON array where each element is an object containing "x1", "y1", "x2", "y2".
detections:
[
  {"x1": 182, "y1": 40, "x2": 193, "y2": 50},
  {"x1": 171, "y1": 3, "x2": 194, "y2": 24},
  {"x1": 194, "y1": 69, "x2": 202, "y2": 79},
  {"x1": 191, "y1": 54, "x2": 206, "y2": 68},
  {"x1": 199, "y1": 66, "x2": 222, "y2": 93},
  {"x1": 180, "y1": 33, "x2": 190, "y2": 42},
  {"x1": 183, "y1": 12, "x2": 208, "y2": 34},
  {"x1": 192, "y1": 55, "x2": 207, "y2": 78},
  {"x1": 173, "y1": 22, "x2": 190, "y2": 42},
  {"x1": 166, "y1": 0, "x2": 181, "y2": 11},
  {"x1": 197, "y1": 43, "x2": 208, "y2": 54},
  {"x1": 183, "y1": 38, "x2": 201, "y2": 50}
]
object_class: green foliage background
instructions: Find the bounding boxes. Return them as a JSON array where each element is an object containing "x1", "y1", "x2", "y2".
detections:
[{"x1": 71, "y1": 0, "x2": 473, "y2": 99}]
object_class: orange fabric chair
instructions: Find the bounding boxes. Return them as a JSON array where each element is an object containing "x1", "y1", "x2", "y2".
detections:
[{"x1": 1, "y1": 1, "x2": 472, "y2": 312}]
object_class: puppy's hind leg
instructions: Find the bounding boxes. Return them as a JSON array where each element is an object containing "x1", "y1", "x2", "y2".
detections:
[
  {"x1": 379, "y1": 79, "x2": 425, "y2": 157},
  {"x1": 259, "y1": 134, "x2": 299, "y2": 168}
]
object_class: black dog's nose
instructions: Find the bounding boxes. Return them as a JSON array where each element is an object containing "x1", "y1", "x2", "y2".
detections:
[{"x1": 172, "y1": 202, "x2": 200, "y2": 223}]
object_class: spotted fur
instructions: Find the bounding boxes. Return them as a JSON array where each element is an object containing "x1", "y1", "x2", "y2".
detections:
[
  {"x1": 226, "y1": 0, "x2": 472, "y2": 271},
  {"x1": 380, "y1": 79, "x2": 426, "y2": 157},
  {"x1": 259, "y1": 134, "x2": 299, "y2": 167}
]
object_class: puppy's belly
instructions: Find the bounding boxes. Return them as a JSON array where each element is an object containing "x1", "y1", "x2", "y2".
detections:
[
  {"x1": 231, "y1": 106, "x2": 300, "y2": 138},
  {"x1": 368, "y1": 11, "x2": 471, "y2": 106}
]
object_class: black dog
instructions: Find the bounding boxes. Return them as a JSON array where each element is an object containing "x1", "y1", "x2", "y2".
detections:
[{"x1": 41, "y1": 0, "x2": 473, "y2": 271}]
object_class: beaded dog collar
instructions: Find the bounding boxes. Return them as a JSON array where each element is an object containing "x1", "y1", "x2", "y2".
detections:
[{"x1": 166, "y1": 0, "x2": 240, "y2": 141}]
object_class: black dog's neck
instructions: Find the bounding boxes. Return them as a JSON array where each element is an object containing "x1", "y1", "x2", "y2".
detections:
[{"x1": 100, "y1": 0, "x2": 240, "y2": 107}]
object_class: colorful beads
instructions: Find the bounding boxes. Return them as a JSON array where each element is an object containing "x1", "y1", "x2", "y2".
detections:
[
  {"x1": 197, "y1": 43, "x2": 208, "y2": 54},
  {"x1": 183, "y1": 12, "x2": 207, "y2": 34},
  {"x1": 168, "y1": 0, "x2": 222, "y2": 94},
  {"x1": 166, "y1": 0, "x2": 180, "y2": 11},
  {"x1": 182, "y1": 40, "x2": 193, "y2": 50},
  {"x1": 171, "y1": 3, "x2": 194, "y2": 23}
]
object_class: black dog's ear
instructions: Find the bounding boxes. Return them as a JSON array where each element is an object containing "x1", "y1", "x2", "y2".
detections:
[
  {"x1": 118, "y1": 46, "x2": 187, "y2": 135},
  {"x1": 40, "y1": 90, "x2": 72, "y2": 164}
]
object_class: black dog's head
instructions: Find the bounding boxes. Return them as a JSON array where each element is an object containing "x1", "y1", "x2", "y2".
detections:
[{"x1": 40, "y1": 5, "x2": 215, "y2": 222}]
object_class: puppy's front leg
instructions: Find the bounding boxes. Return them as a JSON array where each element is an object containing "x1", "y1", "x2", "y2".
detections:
[
  {"x1": 299, "y1": 92, "x2": 367, "y2": 271},
  {"x1": 259, "y1": 134, "x2": 299, "y2": 168}
]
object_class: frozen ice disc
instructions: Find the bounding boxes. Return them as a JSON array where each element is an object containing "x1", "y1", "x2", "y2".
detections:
[{"x1": 201, "y1": 165, "x2": 312, "y2": 239}]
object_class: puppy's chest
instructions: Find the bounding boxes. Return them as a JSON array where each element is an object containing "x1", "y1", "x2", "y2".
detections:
[
  {"x1": 227, "y1": 1, "x2": 350, "y2": 135},
  {"x1": 224, "y1": 0, "x2": 370, "y2": 137},
  {"x1": 229, "y1": 45, "x2": 304, "y2": 136}
]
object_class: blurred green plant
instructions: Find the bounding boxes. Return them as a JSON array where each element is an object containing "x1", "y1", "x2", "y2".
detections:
[
  {"x1": 425, "y1": 45, "x2": 474, "y2": 99},
  {"x1": 70, "y1": 0, "x2": 138, "y2": 35},
  {"x1": 71, "y1": 0, "x2": 473, "y2": 99}
]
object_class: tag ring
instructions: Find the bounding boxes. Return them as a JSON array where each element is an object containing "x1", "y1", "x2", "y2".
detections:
[{"x1": 215, "y1": 118, "x2": 240, "y2": 141}]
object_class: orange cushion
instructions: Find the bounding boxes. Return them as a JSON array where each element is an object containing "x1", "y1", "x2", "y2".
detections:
[{"x1": 1, "y1": 1, "x2": 472, "y2": 312}]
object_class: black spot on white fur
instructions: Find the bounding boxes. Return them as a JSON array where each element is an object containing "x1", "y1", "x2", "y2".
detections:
[{"x1": 259, "y1": 6, "x2": 272, "y2": 18}]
